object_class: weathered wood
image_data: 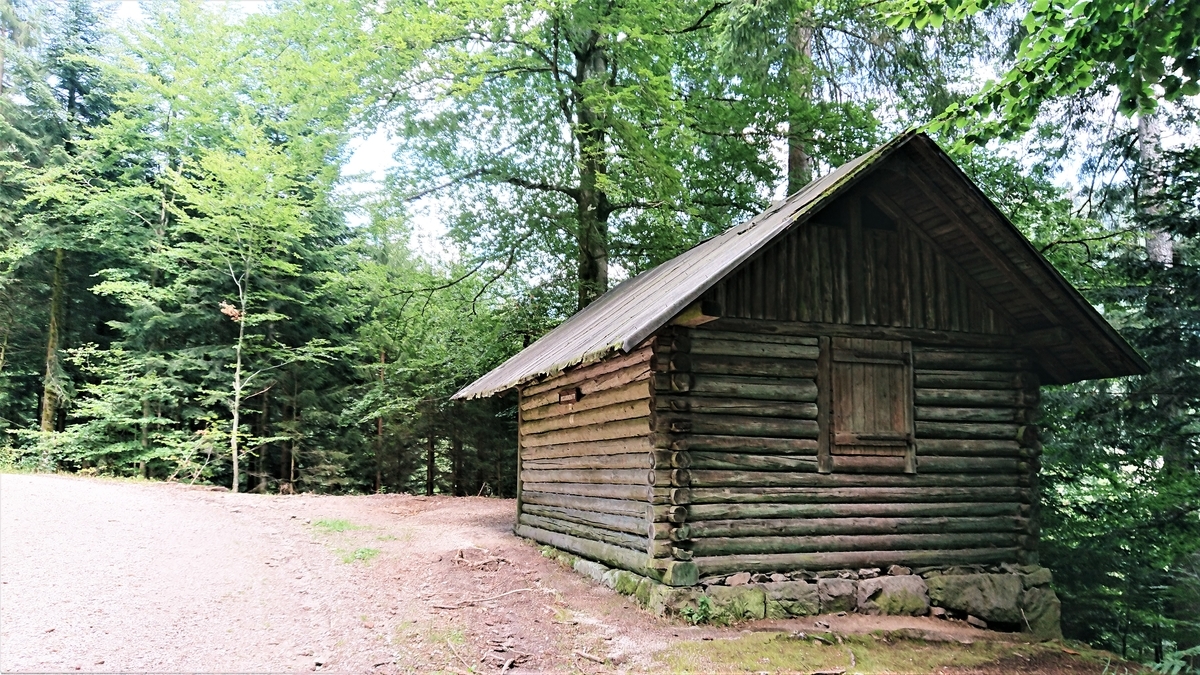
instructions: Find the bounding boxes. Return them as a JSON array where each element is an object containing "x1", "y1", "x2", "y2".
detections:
[
  {"x1": 830, "y1": 455, "x2": 908, "y2": 474},
  {"x1": 690, "y1": 531, "x2": 1021, "y2": 556},
  {"x1": 687, "y1": 471, "x2": 1023, "y2": 489},
  {"x1": 817, "y1": 335, "x2": 833, "y2": 473},
  {"x1": 706, "y1": 317, "x2": 1015, "y2": 349},
  {"x1": 520, "y1": 468, "x2": 651, "y2": 486},
  {"x1": 688, "y1": 486, "x2": 1031, "y2": 504},
  {"x1": 686, "y1": 501, "x2": 1025, "y2": 521},
  {"x1": 514, "y1": 523, "x2": 660, "y2": 580},
  {"x1": 916, "y1": 406, "x2": 1026, "y2": 423},
  {"x1": 521, "y1": 490, "x2": 649, "y2": 517},
  {"x1": 690, "y1": 329, "x2": 819, "y2": 346},
  {"x1": 519, "y1": 513, "x2": 650, "y2": 551},
  {"x1": 915, "y1": 438, "x2": 1022, "y2": 457},
  {"x1": 523, "y1": 453, "x2": 653, "y2": 470},
  {"x1": 660, "y1": 413, "x2": 820, "y2": 439},
  {"x1": 647, "y1": 468, "x2": 691, "y2": 487},
  {"x1": 522, "y1": 481, "x2": 652, "y2": 501},
  {"x1": 915, "y1": 421, "x2": 1020, "y2": 440},
  {"x1": 522, "y1": 436, "x2": 654, "y2": 460},
  {"x1": 688, "y1": 515, "x2": 1024, "y2": 539},
  {"x1": 649, "y1": 487, "x2": 692, "y2": 506},
  {"x1": 522, "y1": 379, "x2": 651, "y2": 421},
  {"x1": 658, "y1": 397, "x2": 818, "y2": 419},
  {"x1": 692, "y1": 547, "x2": 1021, "y2": 575},
  {"x1": 655, "y1": 374, "x2": 818, "y2": 402},
  {"x1": 522, "y1": 504, "x2": 649, "y2": 536},
  {"x1": 916, "y1": 384, "x2": 1032, "y2": 403},
  {"x1": 681, "y1": 354, "x2": 818, "y2": 379},
  {"x1": 688, "y1": 451, "x2": 819, "y2": 472},
  {"x1": 522, "y1": 347, "x2": 652, "y2": 398},
  {"x1": 917, "y1": 456, "x2": 1023, "y2": 473},
  {"x1": 914, "y1": 370, "x2": 1025, "y2": 390},
  {"x1": 521, "y1": 398, "x2": 651, "y2": 435},
  {"x1": 649, "y1": 504, "x2": 689, "y2": 523},
  {"x1": 912, "y1": 350, "x2": 1029, "y2": 371},
  {"x1": 520, "y1": 417, "x2": 650, "y2": 448},
  {"x1": 687, "y1": 338, "x2": 820, "y2": 360},
  {"x1": 663, "y1": 434, "x2": 819, "y2": 454}
]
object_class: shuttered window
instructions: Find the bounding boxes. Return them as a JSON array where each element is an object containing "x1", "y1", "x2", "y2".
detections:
[{"x1": 819, "y1": 337, "x2": 916, "y2": 474}]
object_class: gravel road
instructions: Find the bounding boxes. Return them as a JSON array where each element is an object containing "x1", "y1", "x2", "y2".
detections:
[{"x1": 0, "y1": 473, "x2": 674, "y2": 673}]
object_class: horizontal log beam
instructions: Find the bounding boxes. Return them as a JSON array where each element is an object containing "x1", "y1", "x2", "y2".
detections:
[
  {"x1": 915, "y1": 439, "x2": 1022, "y2": 457},
  {"x1": 689, "y1": 329, "x2": 819, "y2": 346},
  {"x1": 912, "y1": 350, "x2": 1029, "y2": 372},
  {"x1": 658, "y1": 414, "x2": 820, "y2": 439},
  {"x1": 522, "y1": 347, "x2": 652, "y2": 398},
  {"x1": 914, "y1": 370, "x2": 1027, "y2": 390},
  {"x1": 658, "y1": 397, "x2": 818, "y2": 419},
  {"x1": 688, "y1": 486, "x2": 1032, "y2": 504},
  {"x1": 521, "y1": 490, "x2": 649, "y2": 517},
  {"x1": 686, "y1": 501, "x2": 1027, "y2": 521},
  {"x1": 522, "y1": 481, "x2": 651, "y2": 502},
  {"x1": 522, "y1": 398, "x2": 651, "y2": 435},
  {"x1": 521, "y1": 468, "x2": 651, "y2": 486},
  {"x1": 916, "y1": 406, "x2": 1027, "y2": 423},
  {"x1": 918, "y1": 456, "x2": 1024, "y2": 473},
  {"x1": 689, "y1": 451, "x2": 820, "y2": 472},
  {"x1": 514, "y1": 523, "x2": 660, "y2": 580},
  {"x1": 915, "y1": 421, "x2": 1020, "y2": 440},
  {"x1": 678, "y1": 354, "x2": 817, "y2": 379},
  {"x1": 656, "y1": 374, "x2": 818, "y2": 401},
  {"x1": 687, "y1": 338, "x2": 820, "y2": 360},
  {"x1": 663, "y1": 435, "x2": 819, "y2": 454},
  {"x1": 688, "y1": 470, "x2": 1020, "y2": 488},
  {"x1": 522, "y1": 380, "x2": 651, "y2": 421},
  {"x1": 522, "y1": 504, "x2": 649, "y2": 536},
  {"x1": 692, "y1": 547, "x2": 1021, "y2": 575},
  {"x1": 915, "y1": 388, "x2": 1034, "y2": 408},
  {"x1": 689, "y1": 531, "x2": 1021, "y2": 556},
  {"x1": 522, "y1": 436, "x2": 654, "y2": 461},
  {"x1": 521, "y1": 417, "x2": 650, "y2": 448},
  {"x1": 523, "y1": 452, "x2": 654, "y2": 471},
  {"x1": 519, "y1": 513, "x2": 650, "y2": 551},
  {"x1": 688, "y1": 515, "x2": 1024, "y2": 539}
]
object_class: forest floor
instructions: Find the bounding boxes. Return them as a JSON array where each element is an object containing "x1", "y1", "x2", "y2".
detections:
[{"x1": 0, "y1": 473, "x2": 1146, "y2": 674}]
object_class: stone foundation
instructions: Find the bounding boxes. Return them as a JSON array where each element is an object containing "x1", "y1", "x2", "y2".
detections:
[{"x1": 538, "y1": 546, "x2": 1062, "y2": 639}]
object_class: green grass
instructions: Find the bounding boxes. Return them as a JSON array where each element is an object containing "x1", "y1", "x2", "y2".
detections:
[
  {"x1": 656, "y1": 631, "x2": 1128, "y2": 674},
  {"x1": 312, "y1": 518, "x2": 364, "y2": 532},
  {"x1": 340, "y1": 547, "x2": 380, "y2": 564}
]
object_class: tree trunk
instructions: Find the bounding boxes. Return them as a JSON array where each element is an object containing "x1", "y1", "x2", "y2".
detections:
[
  {"x1": 573, "y1": 37, "x2": 611, "y2": 310},
  {"x1": 230, "y1": 296, "x2": 247, "y2": 493},
  {"x1": 376, "y1": 350, "x2": 385, "y2": 492},
  {"x1": 1138, "y1": 113, "x2": 1172, "y2": 265},
  {"x1": 40, "y1": 247, "x2": 66, "y2": 433},
  {"x1": 426, "y1": 433, "x2": 436, "y2": 496},
  {"x1": 257, "y1": 386, "x2": 269, "y2": 493},
  {"x1": 786, "y1": 13, "x2": 815, "y2": 194},
  {"x1": 451, "y1": 435, "x2": 463, "y2": 496}
]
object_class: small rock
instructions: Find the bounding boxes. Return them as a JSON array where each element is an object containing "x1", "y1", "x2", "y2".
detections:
[
  {"x1": 836, "y1": 611, "x2": 846, "y2": 617},
  {"x1": 699, "y1": 576, "x2": 723, "y2": 586},
  {"x1": 726, "y1": 572, "x2": 752, "y2": 586},
  {"x1": 887, "y1": 565, "x2": 912, "y2": 576},
  {"x1": 930, "y1": 606, "x2": 947, "y2": 619},
  {"x1": 815, "y1": 620, "x2": 830, "y2": 629},
  {"x1": 751, "y1": 573, "x2": 771, "y2": 583},
  {"x1": 839, "y1": 570, "x2": 859, "y2": 580},
  {"x1": 858, "y1": 568, "x2": 880, "y2": 579},
  {"x1": 966, "y1": 615, "x2": 988, "y2": 629},
  {"x1": 607, "y1": 652, "x2": 627, "y2": 665},
  {"x1": 770, "y1": 573, "x2": 789, "y2": 583}
]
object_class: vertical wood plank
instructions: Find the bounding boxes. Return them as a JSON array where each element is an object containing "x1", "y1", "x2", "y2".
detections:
[{"x1": 849, "y1": 198, "x2": 865, "y2": 325}]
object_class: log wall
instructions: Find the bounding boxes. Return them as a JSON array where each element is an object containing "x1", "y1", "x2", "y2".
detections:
[
  {"x1": 654, "y1": 323, "x2": 1042, "y2": 577},
  {"x1": 515, "y1": 346, "x2": 662, "y2": 577}
]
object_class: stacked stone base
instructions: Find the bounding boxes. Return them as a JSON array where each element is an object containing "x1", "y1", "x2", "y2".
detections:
[{"x1": 539, "y1": 546, "x2": 1061, "y2": 640}]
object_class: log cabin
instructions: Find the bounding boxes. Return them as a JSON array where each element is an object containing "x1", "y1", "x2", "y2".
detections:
[{"x1": 452, "y1": 131, "x2": 1147, "y2": 588}]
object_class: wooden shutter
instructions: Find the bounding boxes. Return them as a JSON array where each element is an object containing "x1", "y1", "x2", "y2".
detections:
[{"x1": 824, "y1": 337, "x2": 915, "y2": 473}]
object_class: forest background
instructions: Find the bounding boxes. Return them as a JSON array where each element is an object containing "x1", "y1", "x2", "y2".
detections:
[{"x1": 0, "y1": 0, "x2": 1197, "y2": 666}]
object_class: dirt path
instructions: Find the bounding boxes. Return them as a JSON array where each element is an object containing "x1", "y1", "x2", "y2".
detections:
[{"x1": 0, "y1": 474, "x2": 1129, "y2": 674}]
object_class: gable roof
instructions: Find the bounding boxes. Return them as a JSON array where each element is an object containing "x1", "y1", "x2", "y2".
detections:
[{"x1": 453, "y1": 131, "x2": 1147, "y2": 400}]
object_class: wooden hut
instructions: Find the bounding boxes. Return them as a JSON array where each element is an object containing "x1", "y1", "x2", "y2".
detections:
[{"x1": 452, "y1": 131, "x2": 1147, "y2": 588}]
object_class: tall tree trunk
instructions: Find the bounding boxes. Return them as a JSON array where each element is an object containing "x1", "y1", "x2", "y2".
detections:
[
  {"x1": 1139, "y1": 113, "x2": 1172, "y2": 265},
  {"x1": 376, "y1": 350, "x2": 385, "y2": 492},
  {"x1": 40, "y1": 247, "x2": 66, "y2": 433},
  {"x1": 573, "y1": 37, "x2": 611, "y2": 310},
  {"x1": 229, "y1": 292, "x2": 247, "y2": 493},
  {"x1": 451, "y1": 435, "x2": 462, "y2": 496},
  {"x1": 786, "y1": 14, "x2": 815, "y2": 195},
  {"x1": 140, "y1": 399, "x2": 151, "y2": 479},
  {"x1": 426, "y1": 433, "x2": 436, "y2": 496},
  {"x1": 257, "y1": 387, "x2": 269, "y2": 493}
]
